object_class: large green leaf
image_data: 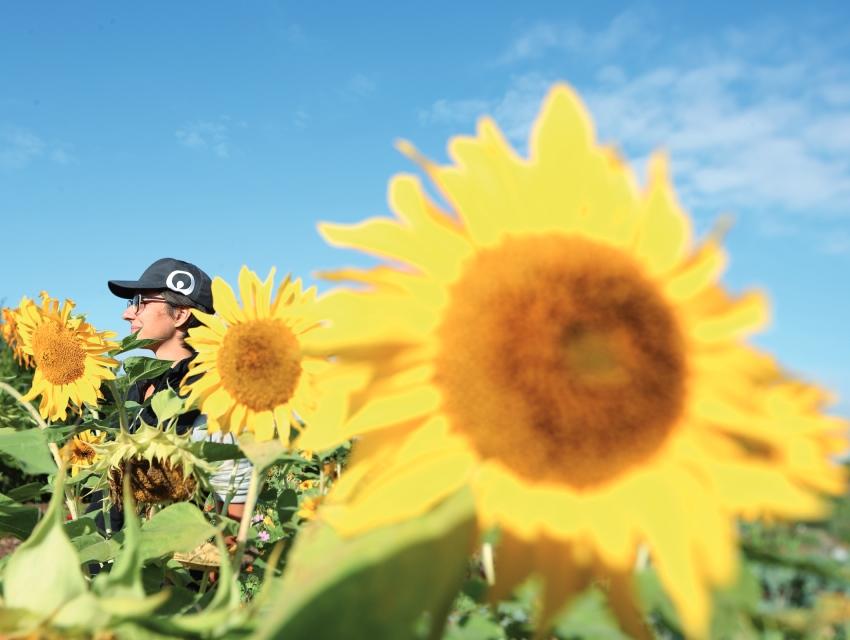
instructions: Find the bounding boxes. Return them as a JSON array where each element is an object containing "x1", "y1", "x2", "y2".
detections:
[
  {"x1": 150, "y1": 388, "x2": 185, "y2": 424},
  {"x1": 92, "y1": 481, "x2": 170, "y2": 620},
  {"x1": 138, "y1": 502, "x2": 217, "y2": 560},
  {"x1": 0, "y1": 493, "x2": 39, "y2": 539},
  {"x1": 123, "y1": 356, "x2": 174, "y2": 387},
  {"x1": 110, "y1": 333, "x2": 158, "y2": 357},
  {"x1": 0, "y1": 427, "x2": 57, "y2": 475},
  {"x1": 192, "y1": 440, "x2": 245, "y2": 462},
  {"x1": 1, "y1": 472, "x2": 89, "y2": 631},
  {"x1": 254, "y1": 488, "x2": 477, "y2": 640}
]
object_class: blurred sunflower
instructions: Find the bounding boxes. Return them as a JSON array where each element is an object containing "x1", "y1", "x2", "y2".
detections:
[
  {"x1": 297, "y1": 495, "x2": 322, "y2": 521},
  {"x1": 16, "y1": 294, "x2": 118, "y2": 421},
  {"x1": 182, "y1": 267, "x2": 332, "y2": 443},
  {"x1": 62, "y1": 429, "x2": 105, "y2": 476},
  {"x1": 1, "y1": 301, "x2": 34, "y2": 368},
  {"x1": 303, "y1": 85, "x2": 848, "y2": 637}
]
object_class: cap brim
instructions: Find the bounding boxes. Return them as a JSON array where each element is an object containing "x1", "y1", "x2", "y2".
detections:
[{"x1": 108, "y1": 279, "x2": 160, "y2": 299}]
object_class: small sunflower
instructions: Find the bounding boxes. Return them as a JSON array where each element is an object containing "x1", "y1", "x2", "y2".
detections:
[
  {"x1": 304, "y1": 85, "x2": 848, "y2": 637},
  {"x1": 297, "y1": 495, "x2": 323, "y2": 521},
  {"x1": 16, "y1": 294, "x2": 118, "y2": 422},
  {"x1": 61, "y1": 429, "x2": 105, "y2": 476},
  {"x1": 1, "y1": 301, "x2": 34, "y2": 368},
  {"x1": 182, "y1": 266, "x2": 332, "y2": 443}
]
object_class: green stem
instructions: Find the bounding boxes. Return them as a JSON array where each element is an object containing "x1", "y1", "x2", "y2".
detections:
[
  {"x1": 0, "y1": 381, "x2": 78, "y2": 520},
  {"x1": 107, "y1": 379, "x2": 129, "y2": 432},
  {"x1": 231, "y1": 465, "x2": 263, "y2": 574}
]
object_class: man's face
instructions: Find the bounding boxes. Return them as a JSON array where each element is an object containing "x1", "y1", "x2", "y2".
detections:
[{"x1": 122, "y1": 290, "x2": 176, "y2": 343}]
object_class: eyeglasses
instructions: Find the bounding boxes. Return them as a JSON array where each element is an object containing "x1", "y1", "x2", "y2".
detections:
[{"x1": 126, "y1": 294, "x2": 169, "y2": 314}]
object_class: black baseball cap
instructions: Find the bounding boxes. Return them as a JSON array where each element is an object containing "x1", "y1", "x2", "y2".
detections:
[{"x1": 108, "y1": 258, "x2": 214, "y2": 313}]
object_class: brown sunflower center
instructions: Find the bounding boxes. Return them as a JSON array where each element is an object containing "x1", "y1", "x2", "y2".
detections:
[
  {"x1": 217, "y1": 318, "x2": 302, "y2": 412},
  {"x1": 435, "y1": 234, "x2": 687, "y2": 488},
  {"x1": 31, "y1": 322, "x2": 87, "y2": 385},
  {"x1": 67, "y1": 439, "x2": 96, "y2": 465}
]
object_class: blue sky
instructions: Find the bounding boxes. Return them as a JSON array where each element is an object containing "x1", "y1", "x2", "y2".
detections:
[{"x1": 1, "y1": 2, "x2": 849, "y2": 414}]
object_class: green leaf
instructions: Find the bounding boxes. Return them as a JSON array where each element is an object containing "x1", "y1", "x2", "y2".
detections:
[
  {"x1": 150, "y1": 388, "x2": 185, "y2": 424},
  {"x1": 444, "y1": 612, "x2": 505, "y2": 640},
  {"x1": 110, "y1": 333, "x2": 158, "y2": 357},
  {"x1": 93, "y1": 481, "x2": 171, "y2": 620},
  {"x1": 192, "y1": 440, "x2": 245, "y2": 462},
  {"x1": 6, "y1": 482, "x2": 45, "y2": 503},
  {"x1": 2, "y1": 471, "x2": 88, "y2": 628},
  {"x1": 0, "y1": 427, "x2": 57, "y2": 475},
  {"x1": 0, "y1": 493, "x2": 39, "y2": 539},
  {"x1": 552, "y1": 586, "x2": 631, "y2": 640},
  {"x1": 138, "y1": 502, "x2": 217, "y2": 560},
  {"x1": 237, "y1": 432, "x2": 288, "y2": 471},
  {"x1": 276, "y1": 488, "x2": 298, "y2": 524},
  {"x1": 77, "y1": 536, "x2": 122, "y2": 564},
  {"x1": 254, "y1": 488, "x2": 477, "y2": 640},
  {"x1": 123, "y1": 356, "x2": 174, "y2": 387}
]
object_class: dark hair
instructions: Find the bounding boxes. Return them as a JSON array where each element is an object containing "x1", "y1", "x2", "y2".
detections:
[{"x1": 160, "y1": 289, "x2": 206, "y2": 330}]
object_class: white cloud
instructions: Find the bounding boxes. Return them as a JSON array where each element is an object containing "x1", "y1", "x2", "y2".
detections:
[
  {"x1": 293, "y1": 109, "x2": 310, "y2": 129},
  {"x1": 820, "y1": 230, "x2": 850, "y2": 255},
  {"x1": 175, "y1": 117, "x2": 238, "y2": 158},
  {"x1": 499, "y1": 10, "x2": 649, "y2": 64},
  {"x1": 345, "y1": 73, "x2": 376, "y2": 99},
  {"x1": 0, "y1": 127, "x2": 75, "y2": 169},
  {"x1": 418, "y1": 97, "x2": 490, "y2": 125},
  {"x1": 420, "y1": 16, "x2": 850, "y2": 218}
]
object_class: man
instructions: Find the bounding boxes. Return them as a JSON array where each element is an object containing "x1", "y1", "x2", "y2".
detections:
[{"x1": 107, "y1": 257, "x2": 250, "y2": 520}]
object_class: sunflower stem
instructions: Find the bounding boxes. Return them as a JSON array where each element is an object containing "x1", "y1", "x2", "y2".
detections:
[
  {"x1": 232, "y1": 465, "x2": 264, "y2": 574},
  {"x1": 107, "y1": 379, "x2": 129, "y2": 433},
  {"x1": 0, "y1": 381, "x2": 79, "y2": 519},
  {"x1": 481, "y1": 542, "x2": 495, "y2": 586}
]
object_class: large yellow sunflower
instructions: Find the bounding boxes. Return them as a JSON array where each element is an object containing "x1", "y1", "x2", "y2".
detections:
[
  {"x1": 16, "y1": 294, "x2": 118, "y2": 422},
  {"x1": 302, "y1": 85, "x2": 848, "y2": 637},
  {"x1": 182, "y1": 266, "x2": 333, "y2": 443},
  {"x1": 1, "y1": 300, "x2": 34, "y2": 368}
]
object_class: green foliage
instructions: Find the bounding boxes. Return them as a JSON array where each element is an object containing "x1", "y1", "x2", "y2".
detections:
[
  {"x1": 0, "y1": 492, "x2": 39, "y2": 539},
  {"x1": 122, "y1": 355, "x2": 175, "y2": 387},
  {"x1": 254, "y1": 488, "x2": 477, "y2": 640},
  {"x1": 137, "y1": 502, "x2": 218, "y2": 560},
  {"x1": 0, "y1": 426, "x2": 57, "y2": 475}
]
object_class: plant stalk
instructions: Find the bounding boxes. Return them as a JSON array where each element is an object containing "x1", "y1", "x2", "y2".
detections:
[
  {"x1": 231, "y1": 465, "x2": 263, "y2": 574},
  {"x1": 0, "y1": 381, "x2": 78, "y2": 519}
]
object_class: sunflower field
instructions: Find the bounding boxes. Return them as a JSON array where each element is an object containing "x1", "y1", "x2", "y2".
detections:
[{"x1": 0, "y1": 84, "x2": 848, "y2": 640}]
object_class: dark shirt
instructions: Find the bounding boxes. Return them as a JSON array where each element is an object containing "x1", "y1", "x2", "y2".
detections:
[{"x1": 126, "y1": 353, "x2": 200, "y2": 434}]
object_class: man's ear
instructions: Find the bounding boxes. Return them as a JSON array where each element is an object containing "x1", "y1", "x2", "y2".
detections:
[{"x1": 174, "y1": 307, "x2": 194, "y2": 329}]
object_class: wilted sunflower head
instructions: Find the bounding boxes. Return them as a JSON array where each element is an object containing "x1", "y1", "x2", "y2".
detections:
[
  {"x1": 182, "y1": 266, "x2": 333, "y2": 444},
  {"x1": 16, "y1": 293, "x2": 118, "y2": 421},
  {"x1": 307, "y1": 83, "x2": 848, "y2": 637},
  {"x1": 92, "y1": 421, "x2": 214, "y2": 506}
]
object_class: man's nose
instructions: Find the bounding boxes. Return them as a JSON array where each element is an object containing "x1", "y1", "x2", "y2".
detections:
[{"x1": 122, "y1": 306, "x2": 136, "y2": 321}]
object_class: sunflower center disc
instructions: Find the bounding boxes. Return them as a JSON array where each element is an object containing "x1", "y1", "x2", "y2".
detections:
[
  {"x1": 435, "y1": 234, "x2": 687, "y2": 488},
  {"x1": 217, "y1": 318, "x2": 302, "y2": 412},
  {"x1": 31, "y1": 321, "x2": 87, "y2": 385},
  {"x1": 69, "y1": 440, "x2": 96, "y2": 465}
]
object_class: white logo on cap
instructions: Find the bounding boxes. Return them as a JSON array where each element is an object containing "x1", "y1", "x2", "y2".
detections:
[{"x1": 166, "y1": 270, "x2": 196, "y2": 295}]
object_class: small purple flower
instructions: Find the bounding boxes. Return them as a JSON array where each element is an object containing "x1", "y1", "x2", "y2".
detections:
[
  {"x1": 252, "y1": 513, "x2": 264, "y2": 523},
  {"x1": 258, "y1": 530, "x2": 270, "y2": 542}
]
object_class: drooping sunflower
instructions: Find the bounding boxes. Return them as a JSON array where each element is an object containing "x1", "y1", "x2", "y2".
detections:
[
  {"x1": 61, "y1": 429, "x2": 106, "y2": 476},
  {"x1": 302, "y1": 85, "x2": 848, "y2": 637},
  {"x1": 182, "y1": 267, "x2": 333, "y2": 443},
  {"x1": 1, "y1": 301, "x2": 34, "y2": 368},
  {"x1": 16, "y1": 294, "x2": 118, "y2": 422}
]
